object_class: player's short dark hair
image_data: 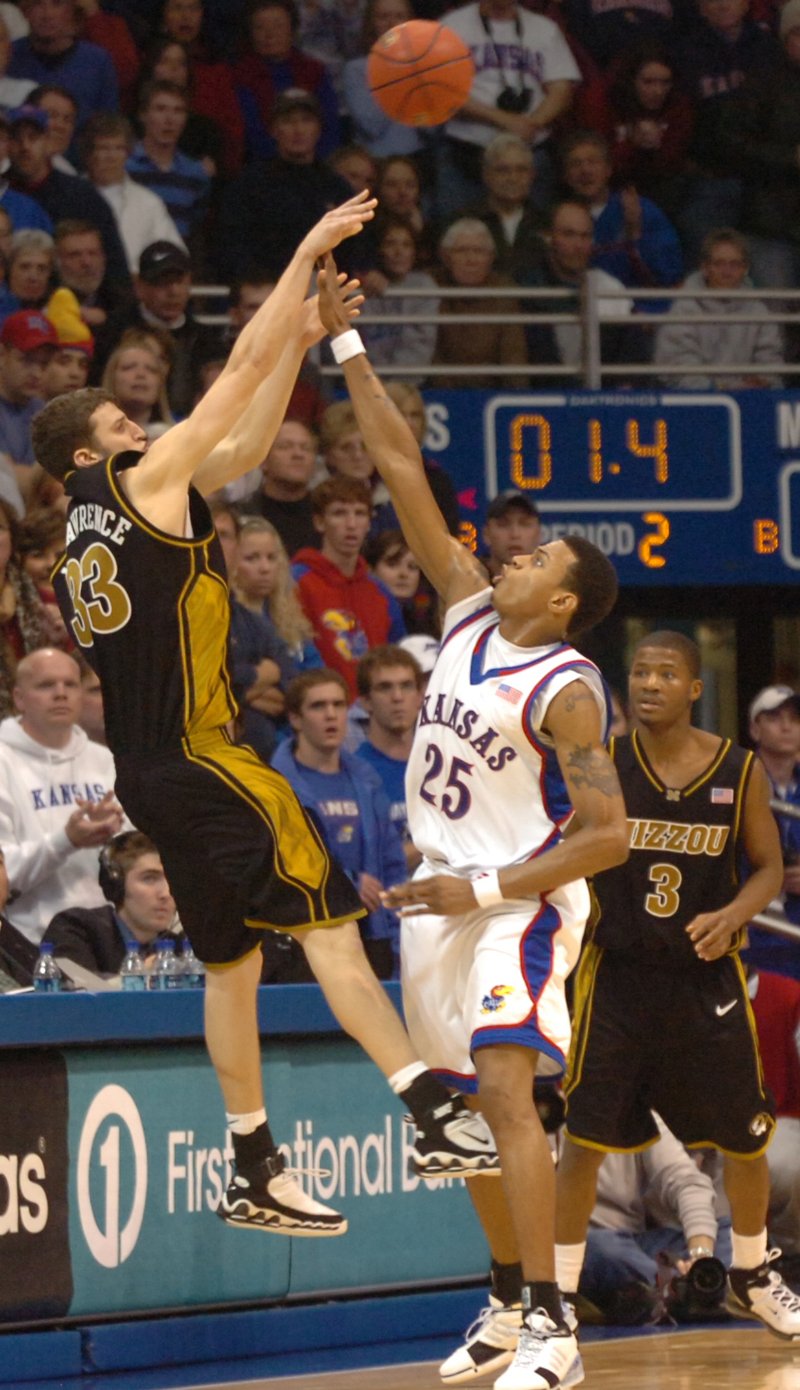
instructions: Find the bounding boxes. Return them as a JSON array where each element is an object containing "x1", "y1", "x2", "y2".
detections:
[
  {"x1": 311, "y1": 475, "x2": 372, "y2": 517},
  {"x1": 32, "y1": 387, "x2": 116, "y2": 482},
  {"x1": 562, "y1": 536, "x2": 619, "y2": 637},
  {"x1": 634, "y1": 628, "x2": 701, "y2": 678},
  {"x1": 285, "y1": 667, "x2": 350, "y2": 716},
  {"x1": 357, "y1": 643, "x2": 423, "y2": 698}
]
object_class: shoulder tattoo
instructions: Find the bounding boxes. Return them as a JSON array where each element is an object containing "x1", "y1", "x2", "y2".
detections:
[{"x1": 564, "y1": 744, "x2": 621, "y2": 798}]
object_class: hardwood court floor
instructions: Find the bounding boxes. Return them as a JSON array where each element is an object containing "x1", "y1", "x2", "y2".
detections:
[{"x1": 216, "y1": 1327, "x2": 800, "y2": 1390}]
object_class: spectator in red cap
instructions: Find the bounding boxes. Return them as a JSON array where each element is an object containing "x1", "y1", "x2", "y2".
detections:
[{"x1": 0, "y1": 309, "x2": 57, "y2": 492}]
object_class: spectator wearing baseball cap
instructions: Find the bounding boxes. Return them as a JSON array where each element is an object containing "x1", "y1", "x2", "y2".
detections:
[
  {"x1": 6, "y1": 103, "x2": 131, "y2": 293},
  {"x1": 0, "y1": 308, "x2": 56, "y2": 480},
  {"x1": 746, "y1": 683, "x2": 800, "y2": 980},
  {"x1": 232, "y1": 2, "x2": 340, "y2": 164},
  {"x1": 118, "y1": 238, "x2": 221, "y2": 419},
  {"x1": 481, "y1": 490, "x2": 541, "y2": 581},
  {"x1": 218, "y1": 84, "x2": 353, "y2": 282}
]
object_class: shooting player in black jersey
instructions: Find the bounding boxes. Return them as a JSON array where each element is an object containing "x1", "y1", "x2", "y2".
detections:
[
  {"x1": 32, "y1": 193, "x2": 498, "y2": 1240},
  {"x1": 555, "y1": 630, "x2": 800, "y2": 1342}
]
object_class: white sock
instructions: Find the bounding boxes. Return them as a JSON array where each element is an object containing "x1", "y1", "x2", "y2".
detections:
[
  {"x1": 226, "y1": 1107, "x2": 267, "y2": 1135},
  {"x1": 731, "y1": 1229, "x2": 768, "y2": 1271},
  {"x1": 388, "y1": 1061, "x2": 428, "y2": 1095},
  {"x1": 555, "y1": 1242, "x2": 586, "y2": 1295}
]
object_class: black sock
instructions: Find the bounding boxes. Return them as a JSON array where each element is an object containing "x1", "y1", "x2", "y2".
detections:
[
  {"x1": 522, "y1": 1281, "x2": 566, "y2": 1328},
  {"x1": 491, "y1": 1258, "x2": 523, "y2": 1306},
  {"x1": 232, "y1": 1121, "x2": 278, "y2": 1175},
  {"x1": 399, "y1": 1072, "x2": 459, "y2": 1127}
]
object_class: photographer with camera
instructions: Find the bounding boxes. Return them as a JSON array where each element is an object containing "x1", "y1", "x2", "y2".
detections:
[
  {"x1": 435, "y1": 0, "x2": 580, "y2": 219},
  {"x1": 580, "y1": 1113, "x2": 729, "y2": 1325}
]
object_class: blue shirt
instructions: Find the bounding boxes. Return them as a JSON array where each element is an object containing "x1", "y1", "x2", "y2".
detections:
[
  {"x1": 9, "y1": 38, "x2": 118, "y2": 126},
  {"x1": 126, "y1": 146, "x2": 211, "y2": 240},
  {"x1": 357, "y1": 741, "x2": 410, "y2": 846}
]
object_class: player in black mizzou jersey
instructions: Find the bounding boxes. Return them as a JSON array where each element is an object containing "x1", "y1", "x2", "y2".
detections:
[
  {"x1": 33, "y1": 194, "x2": 500, "y2": 1240},
  {"x1": 555, "y1": 631, "x2": 800, "y2": 1343}
]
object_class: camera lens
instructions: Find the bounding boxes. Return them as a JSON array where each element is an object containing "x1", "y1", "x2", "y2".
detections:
[{"x1": 687, "y1": 1256, "x2": 726, "y2": 1302}]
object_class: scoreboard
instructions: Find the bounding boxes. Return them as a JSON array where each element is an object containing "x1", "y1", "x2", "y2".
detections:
[{"x1": 425, "y1": 390, "x2": 800, "y2": 585}]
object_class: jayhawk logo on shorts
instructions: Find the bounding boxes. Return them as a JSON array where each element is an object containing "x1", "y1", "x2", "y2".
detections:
[{"x1": 480, "y1": 984, "x2": 515, "y2": 1014}]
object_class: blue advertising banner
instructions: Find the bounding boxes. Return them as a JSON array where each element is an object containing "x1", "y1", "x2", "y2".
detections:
[
  {"x1": 61, "y1": 1038, "x2": 486, "y2": 1319},
  {"x1": 422, "y1": 389, "x2": 800, "y2": 585}
]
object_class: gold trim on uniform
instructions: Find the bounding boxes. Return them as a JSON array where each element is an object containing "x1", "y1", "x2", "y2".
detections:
[
  {"x1": 564, "y1": 941, "x2": 603, "y2": 1097},
  {"x1": 181, "y1": 731, "x2": 345, "y2": 925}
]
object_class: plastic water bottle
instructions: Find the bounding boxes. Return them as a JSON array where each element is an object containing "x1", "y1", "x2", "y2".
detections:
[
  {"x1": 150, "y1": 939, "x2": 182, "y2": 991},
  {"x1": 119, "y1": 947, "x2": 147, "y2": 992},
  {"x1": 33, "y1": 941, "x2": 62, "y2": 993},
  {"x1": 180, "y1": 945, "x2": 205, "y2": 989}
]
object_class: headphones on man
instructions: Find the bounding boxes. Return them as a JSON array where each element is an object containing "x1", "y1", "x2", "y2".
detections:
[{"x1": 98, "y1": 831, "x2": 140, "y2": 908}]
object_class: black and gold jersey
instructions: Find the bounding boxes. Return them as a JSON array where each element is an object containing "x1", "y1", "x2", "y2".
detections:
[
  {"x1": 52, "y1": 452, "x2": 236, "y2": 758},
  {"x1": 591, "y1": 729, "x2": 754, "y2": 962}
]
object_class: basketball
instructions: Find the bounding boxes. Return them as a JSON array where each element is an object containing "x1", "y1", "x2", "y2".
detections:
[{"x1": 367, "y1": 20, "x2": 475, "y2": 128}]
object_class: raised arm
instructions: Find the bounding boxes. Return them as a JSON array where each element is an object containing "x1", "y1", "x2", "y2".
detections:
[
  {"x1": 318, "y1": 255, "x2": 484, "y2": 608},
  {"x1": 124, "y1": 196, "x2": 375, "y2": 525},
  {"x1": 192, "y1": 275, "x2": 364, "y2": 497}
]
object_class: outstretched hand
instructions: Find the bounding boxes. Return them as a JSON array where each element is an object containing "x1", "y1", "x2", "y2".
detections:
[
  {"x1": 302, "y1": 190, "x2": 377, "y2": 261},
  {"x1": 299, "y1": 269, "x2": 363, "y2": 349},
  {"x1": 317, "y1": 253, "x2": 355, "y2": 338}
]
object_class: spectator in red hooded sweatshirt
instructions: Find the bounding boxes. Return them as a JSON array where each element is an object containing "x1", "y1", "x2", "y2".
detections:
[{"x1": 291, "y1": 475, "x2": 405, "y2": 699}]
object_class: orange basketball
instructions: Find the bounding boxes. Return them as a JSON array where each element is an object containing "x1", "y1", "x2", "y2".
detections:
[{"x1": 367, "y1": 20, "x2": 475, "y2": 128}]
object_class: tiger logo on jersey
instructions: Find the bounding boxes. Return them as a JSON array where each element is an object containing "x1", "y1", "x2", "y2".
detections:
[{"x1": 480, "y1": 984, "x2": 515, "y2": 1014}]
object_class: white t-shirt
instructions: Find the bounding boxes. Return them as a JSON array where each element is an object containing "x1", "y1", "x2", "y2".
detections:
[{"x1": 444, "y1": 2, "x2": 580, "y2": 148}]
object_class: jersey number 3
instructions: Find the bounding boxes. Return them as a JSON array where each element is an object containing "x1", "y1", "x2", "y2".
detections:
[
  {"x1": 645, "y1": 862, "x2": 683, "y2": 917},
  {"x1": 63, "y1": 544, "x2": 133, "y2": 648}
]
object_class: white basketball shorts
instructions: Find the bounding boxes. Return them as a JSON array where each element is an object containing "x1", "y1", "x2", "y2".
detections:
[{"x1": 400, "y1": 865, "x2": 589, "y2": 1093}]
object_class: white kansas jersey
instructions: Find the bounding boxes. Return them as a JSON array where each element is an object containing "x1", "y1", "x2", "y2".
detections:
[{"x1": 406, "y1": 588, "x2": 608, "y2": 873}]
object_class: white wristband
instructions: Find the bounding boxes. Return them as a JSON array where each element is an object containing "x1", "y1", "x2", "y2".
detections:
[
  {"x1": 330, "y1": 329, "x2": 366, "y2": 364},
  {"x1": 472, "y1": 870, "x2": 504, "y2": 909}
]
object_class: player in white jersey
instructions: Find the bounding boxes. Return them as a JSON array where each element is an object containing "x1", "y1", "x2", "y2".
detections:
[{"x1": 318, "y1": 256, "x2": 629, "y2": 1390}]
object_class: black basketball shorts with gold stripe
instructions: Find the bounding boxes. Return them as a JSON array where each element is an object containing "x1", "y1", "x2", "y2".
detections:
[
  {"x1": 115, "y1": 730, "x2": 366, "y2": 965},
  {"x1": 564, "y1": 944, "x2": 775, "y2": 1157}
]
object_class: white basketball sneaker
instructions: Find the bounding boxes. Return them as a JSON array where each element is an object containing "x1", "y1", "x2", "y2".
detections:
[
  {"x1": 439, "y1": 1296, "x2": 521, "y2": 1382},
  {"x1": 494, "y1": 1309, "x2": 584, "y2": 1390},
  {"x1": 726, "y1": 1251, "x2": 800, "y2": 1340},
  {"x1": 217, "y1": 1153, "x2": 347, "y2": 1236}
]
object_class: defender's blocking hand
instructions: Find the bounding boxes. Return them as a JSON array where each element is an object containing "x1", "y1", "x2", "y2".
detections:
[
  {"x1": 317, "y1": 254, "x2": 355, "y2": 337},
  {"x1": 299, "y1": 273, "x2": 364, "y2": 349}
]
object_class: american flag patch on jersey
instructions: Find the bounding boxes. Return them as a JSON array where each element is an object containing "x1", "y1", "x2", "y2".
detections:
[
  {"x1": 497, "y1": 683, "x2": 522, "y2": 705},
  {"x1": 711, "y1": 787, "x2": 734, "y2": 804}
]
